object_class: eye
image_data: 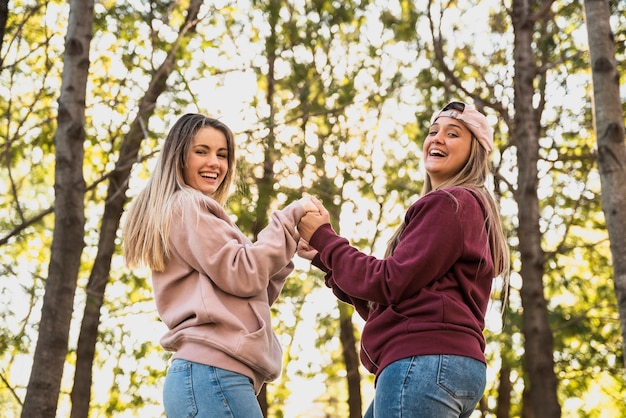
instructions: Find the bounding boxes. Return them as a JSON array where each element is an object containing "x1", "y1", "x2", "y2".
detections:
[{"x1": 218, "y1": 152, "x2": 228, "y2": 159}]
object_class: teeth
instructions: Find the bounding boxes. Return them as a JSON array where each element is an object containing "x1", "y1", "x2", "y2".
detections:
[
  {"x1": 430, "y1": 149, "x2": 445, "y2": 156},
  {"x1": 201, "y1": 173, "x2": 218, "y2": 179}
]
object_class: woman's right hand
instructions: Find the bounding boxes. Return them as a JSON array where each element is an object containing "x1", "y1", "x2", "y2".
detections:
[{"x1": 298, "y1": 197, "x2": 330, "y2": 241}]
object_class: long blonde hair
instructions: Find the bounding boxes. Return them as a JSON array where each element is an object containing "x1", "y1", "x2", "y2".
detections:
[
  {"x1": 123, "y1": 114, "x2": 237, "y2": 271},
  {"x1": 385, "y1": 134, "x2": 510, "y2": 306}
]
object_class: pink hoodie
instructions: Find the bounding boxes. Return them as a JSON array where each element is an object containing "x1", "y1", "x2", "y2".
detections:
[{"x1": 152, "y1": 190, "x2": 305, "y2": 394}]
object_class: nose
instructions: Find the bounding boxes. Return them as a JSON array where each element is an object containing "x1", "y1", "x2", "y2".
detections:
[
  {"x1": 206, "y1": 153, "x2": 220, "y2": 166},
  {"x1": 430, "y1": 132, "x2": 444, "y2": 144}
]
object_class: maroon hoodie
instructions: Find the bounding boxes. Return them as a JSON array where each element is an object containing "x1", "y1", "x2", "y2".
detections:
[{"x1": 309, "y1": 186, "x2": 494, "y2": 376}]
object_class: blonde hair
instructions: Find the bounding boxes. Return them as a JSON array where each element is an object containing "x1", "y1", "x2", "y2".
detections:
[
  {"x1": 385, "y1": 135, "x2": 510, "y2": 306},
  {"x1": 123, "y1": 114, "x2": 237, "y2": 271}
]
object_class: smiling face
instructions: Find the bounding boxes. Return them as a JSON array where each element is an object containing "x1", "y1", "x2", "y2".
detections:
[
  {"x1": 183, "y1": 126, "x2": 229, "y2": 197},
  {"x1": 423, "y1": 116, "x2": 473, "y2": 189}
]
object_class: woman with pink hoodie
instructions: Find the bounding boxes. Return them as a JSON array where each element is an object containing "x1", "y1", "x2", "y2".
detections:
[{"x1": 124, "y1": 113, "x2": 316, "y2": 417}]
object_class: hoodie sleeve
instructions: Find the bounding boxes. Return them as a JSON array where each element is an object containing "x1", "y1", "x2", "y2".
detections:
[
  {"x1": 169, "y1": 193, "x2": 306, "y2": 298},
  {"x1": 308, "y1": 191, "x2": 468, "y2": 306},
  {"x1": 310, "y1": 253, "x2": 371, "y2": 320},
  {"x1": 267, "y1": 262, "x2": 294, "y2": 305}
]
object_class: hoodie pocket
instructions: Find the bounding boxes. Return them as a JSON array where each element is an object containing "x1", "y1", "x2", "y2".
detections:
[{"x1": 233, "y1": 300, "x2": 283, "y2": 379}]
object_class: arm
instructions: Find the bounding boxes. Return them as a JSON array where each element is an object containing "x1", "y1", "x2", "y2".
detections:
[
  {"x1": 298, "y1": 201, "x2": 371, "y2": 319},
  {"x1": 303, "y1": 247, "x2": 371, "y2": 320},
  {"x1": 267, "y1": 262, "x2": 294, "y2": 305},
  {"x1": 307, "y1": 192, "x2": 466, "y2": 306},
  {"x1": 265, "y1": 196, "x2": 320, "y2": 304},
  {"x1": 171, "y1": 193, "x2": 310, "y2": 298}
]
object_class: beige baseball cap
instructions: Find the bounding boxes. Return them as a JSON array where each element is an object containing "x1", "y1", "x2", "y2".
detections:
[{"x1": 430, "y1": 102, "x2": 494, "y2": 154}]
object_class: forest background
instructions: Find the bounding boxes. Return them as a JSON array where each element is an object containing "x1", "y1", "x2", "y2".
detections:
[{"x1": 1, "y1": 0, "x2": 625, "y2": 417}]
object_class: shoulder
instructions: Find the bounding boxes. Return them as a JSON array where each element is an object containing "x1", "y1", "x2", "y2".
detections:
[
  {"x1": 430, "y1": 187, "x2": 484, "y2": 206},
  {"x1": 410, "y1": 187, "x2": 484, "y2": 218},
  {"x1": 172, "y1": 189, "x2": 230, "y2": 219}
]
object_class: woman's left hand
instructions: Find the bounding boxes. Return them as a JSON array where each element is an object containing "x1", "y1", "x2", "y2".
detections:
[
  {"x1": 297, "y1": 238, "x2": 318, "y2": 260},
  {"x1": 297, "y1": 195, "x2": 320, "y2": 213}
]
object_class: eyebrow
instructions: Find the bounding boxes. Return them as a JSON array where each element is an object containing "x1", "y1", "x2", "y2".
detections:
[
  {"x1": 431, "y1": 122, "x2": 464, "y2": 130},
  {"x1": 431, "y1": 122, "x2": 472, "y2": 134},
  {"x1": 193, "y1": 143, "x2": 228, "y2": 151}
]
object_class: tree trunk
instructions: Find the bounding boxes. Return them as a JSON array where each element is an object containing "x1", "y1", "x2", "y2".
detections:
[
  {"x1": 338, "y1": 302, "x2": 362, "y2": 418},
  {"x1": 255, "y1": 2, "x2": 281, "y2": 415},
  {"x1": 20, "y1": 1, "x2": 94, "y2": 417},
  {"x1": 0, "y1": 0, "x2": 9, "y2": 63},
  {"x1": 510, "y1": 0, "x2": 561, "y2": 417},
  {"x1": 320, "y1": 190, "x2": 363, "y2": 418},
  {"x1": 495, "y1": 365, "x2": 511, "y2": 418},
  {"x1": 583, "y1": 0, "x2": 626, "y2": 368},
  {"x1": 69, "y1": 2, "x2": 205, "y2": 417}
]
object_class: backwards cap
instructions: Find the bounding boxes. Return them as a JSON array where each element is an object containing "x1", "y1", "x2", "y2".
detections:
[{"x1": 430, "y1": 102, "x2": 494, "y2": 154}]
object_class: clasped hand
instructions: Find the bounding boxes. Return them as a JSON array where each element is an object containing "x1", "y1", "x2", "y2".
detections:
[{"x1": 296, "y1": 195, "x2": 330, "y2": 259}]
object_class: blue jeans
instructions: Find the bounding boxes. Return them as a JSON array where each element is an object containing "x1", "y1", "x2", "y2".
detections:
[
  {"x1": 163, "y1": 359, "x2": 263, "y2": 418},
  {"x1": 364, "y1": 355, "x2": 486, "y2": 418}
]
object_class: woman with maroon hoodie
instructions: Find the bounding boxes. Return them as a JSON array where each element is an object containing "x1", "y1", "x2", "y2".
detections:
[
  {"x1": 123, "y1": 114, "x2": 317, "y2": 417},
  {"x1": 298, "y1": 102, "x2": 510, "y2": 418}
]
